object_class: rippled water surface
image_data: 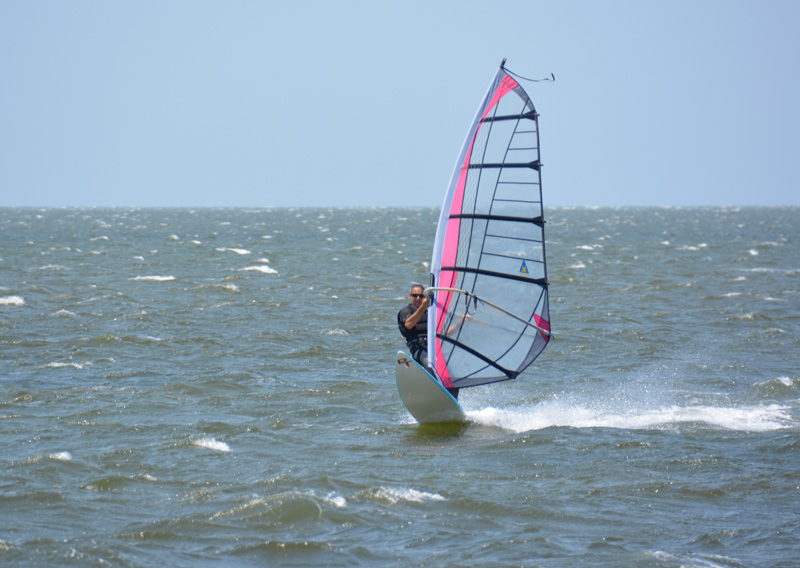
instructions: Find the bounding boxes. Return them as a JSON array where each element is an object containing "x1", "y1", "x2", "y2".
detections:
[{"x1": 1, "y1": 207, "x2": 798, "y2": 567}]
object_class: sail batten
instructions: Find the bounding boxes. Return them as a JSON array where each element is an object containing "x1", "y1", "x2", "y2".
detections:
[
  {"x1": 468, "y1": 161, "x2": 540, "y2": 170},
  {"x1": 428, "y1": 63, "x2": 551, "y2": 389},
  {"x1": 441, "y1": 266, "x2": 547, "y2": 285},
  {"x1": 436, "y1": 335, "x2": 517, "y2": 379},
  {"x1": 448, "y1": 213, "x2": 544, "y2": 225},
  {"x1": 480, "y1": 111, "x2": 538, "y2": 123}
]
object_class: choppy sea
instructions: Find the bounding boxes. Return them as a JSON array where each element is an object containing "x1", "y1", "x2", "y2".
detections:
[{"x1": 1, "y1": 206, "x2": 798, "y2": 567}]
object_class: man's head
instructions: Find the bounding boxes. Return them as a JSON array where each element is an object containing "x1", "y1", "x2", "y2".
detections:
[{"x1": 409, "y1": 284, "x2": 425, "y2": 307}]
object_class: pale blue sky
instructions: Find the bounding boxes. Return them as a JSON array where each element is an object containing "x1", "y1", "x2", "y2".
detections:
[{"x1": 1, "y1": 0, "x2": 798, "y2": 207}]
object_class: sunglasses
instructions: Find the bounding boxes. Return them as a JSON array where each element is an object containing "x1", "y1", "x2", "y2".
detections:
[{"x1": 410, "y1": 294, "x2": 425, "y2": 298}]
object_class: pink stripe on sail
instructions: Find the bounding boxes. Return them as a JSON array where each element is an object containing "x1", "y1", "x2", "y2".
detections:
[
  {"x1": 534, "y1": 314, "x2": 551, "y2": 342},
  {"x1": 482, "y1": 74, "x2": 519, "y2": 121},
  {"x1": 434, "y1": 71, "x2": 520, "y2": 386}
]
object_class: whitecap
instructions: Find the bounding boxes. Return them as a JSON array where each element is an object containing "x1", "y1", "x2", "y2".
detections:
[
  {"x1": 48, "y1": 451, "x2": 73, "y2": 461},
  {"x1": 325, "y1": 329, "x2": 349, "y2": 335},
  {"x1": 132, "y1": 275, "x2": 175, "y2": 282},
  {"x1": 568, "y1": 262, "x2": 586, "y2": 269},
  {"x1": 192, "y1": 437, "x2": 231, "y2": 452},
  {"x1": 216, "y1": 247, "x2": 251, "y2": 255},
  {"x1": 322, "y1": 492, "x2": 347, "y2": 508},
  {"x1": 748, "y1": 249, "x2": 759, "y2": 256},
  {"x1": 755, "y1": 376, "x2": 794, "y2": 390},
  {"x1": 372, "y1": 487, "x2": 445, "y2": 504},
  {"x1": 239, "y1": 266, "x2": 278, "y2": 275},
  {"x1": 53, "y1": 309, "x2": 76, "y2": 317},
  {"x1": 44, "y1": 361, "x2": 85, "y2": 370},
  {"x1": 0, "y1": 295, "x2": 25, "y2": 307}
]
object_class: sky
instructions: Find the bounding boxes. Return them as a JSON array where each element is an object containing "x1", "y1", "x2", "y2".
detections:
[{"x1": 1, "y1": 0, "x2": 799, "y2": 208}]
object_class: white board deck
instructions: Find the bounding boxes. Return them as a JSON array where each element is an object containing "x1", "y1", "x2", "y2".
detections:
[{"x1": 395, "y1": 351, "x2": 465, "y2": 424}]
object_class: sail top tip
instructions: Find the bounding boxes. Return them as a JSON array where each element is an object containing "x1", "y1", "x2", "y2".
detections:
[{"x1": 500, "y1": 57, "x2": 507, "y2": 69}]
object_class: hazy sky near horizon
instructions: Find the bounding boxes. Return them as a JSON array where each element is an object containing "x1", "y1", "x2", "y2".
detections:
[{"x1": 1, "y1": 1, "x2": 798, "y2": 208}]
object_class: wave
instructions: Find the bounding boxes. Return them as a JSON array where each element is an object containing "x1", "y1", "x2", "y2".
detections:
[
  {"x1": 210, "y1": 490, "x2": 346, "y2": 522},
  {"x1": 43, "y1": 361, "x2": 88, "y2": 370},
  {"x1": 466, "y1": 401, "x2": 794, "y2": 433},
  {"x1": 239, "y1": 266, "x2": 278, "y2": 274},
  {"x1": 363, "y1": 487, "x2": 446, "y2": 505},
  {"x1": 192, "y1": 437, "x2": 231, "y2": 452},
  {"x1": 0, "y1": 295, "x2": 25, "y2": 306},
  {"x1": 216, "y1": 247, "x2": 251, "y2": 255},
  {"x1": 753, "y1": 376, "x2": 797, "y2": 398},
  {"x1": 132, "y1": 275, "x2": 175, "y2": 282},
  {"x1": 197, "y1": 282, "x2": 240, "y2": 293}
]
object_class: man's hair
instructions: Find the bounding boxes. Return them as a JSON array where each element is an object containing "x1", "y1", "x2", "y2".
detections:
[{"x1": 409, "y1": 283, "x2": 424, "y2": 294}]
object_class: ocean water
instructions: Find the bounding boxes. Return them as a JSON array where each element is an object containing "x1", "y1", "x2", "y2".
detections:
[{"x1": 1, "y1": 206, "x2": 798, "y2": 567}]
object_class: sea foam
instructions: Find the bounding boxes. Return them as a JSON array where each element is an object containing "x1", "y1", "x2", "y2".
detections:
[
  {"x1": 467, "y1": 401, "x2": 794, "y2": 434},
  {"x1": 133, "y1": 275, "x2": 175, "y2": 282},
  {"x1": 370, "y1": 487, "x2": 446, "y2": 504},
  {"x1": 239, "y1": 266, "x2": 278, "y2": 274},
  {"x1": 192, "y1": 437, "x2": 231, "y2": 452}
]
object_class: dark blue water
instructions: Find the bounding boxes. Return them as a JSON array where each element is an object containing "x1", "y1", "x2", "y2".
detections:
[{"x1": 1, "y1": 207, "x2": 798, "y2": 567}]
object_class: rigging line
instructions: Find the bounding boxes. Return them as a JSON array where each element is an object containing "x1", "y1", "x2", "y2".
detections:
[
  {"x1": 505, "y1": 68, "x2": 556, "y2": 83},
  {"x1": 444, "y1": 312, "x2": 527, "y2": 335},
  {"x1": 485, "y1": 233, "x2": 544, "y2": 244},
  {"x1": 427, "y1": 286, "x2": 554, "y2": 337}
]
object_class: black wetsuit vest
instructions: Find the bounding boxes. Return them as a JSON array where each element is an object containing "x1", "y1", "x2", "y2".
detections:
[{"x1": 397, "y1": 303, "x2": 426, "y2": 351}]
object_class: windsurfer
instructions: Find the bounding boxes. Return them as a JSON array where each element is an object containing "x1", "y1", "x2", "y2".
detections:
[
  {"x1": 397, "y1": 284, "x2": 429, "y2": 366},
  {"x1": 397, "y1": 284, "x2": 460, "y2": 399}
]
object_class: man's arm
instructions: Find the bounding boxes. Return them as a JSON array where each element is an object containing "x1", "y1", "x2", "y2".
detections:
[{"x1": 404, "y1": 297, "x2": 429, "y2": 329}]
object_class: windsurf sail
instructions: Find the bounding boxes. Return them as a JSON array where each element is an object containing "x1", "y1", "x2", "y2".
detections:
[{"x1": 428, "y1": 60, "x2": 551, "y2": 389}]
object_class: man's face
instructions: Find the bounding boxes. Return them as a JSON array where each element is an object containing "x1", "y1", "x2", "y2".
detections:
[{"x1": 409, "y1": 287, "x2": 425, "y2": 307}]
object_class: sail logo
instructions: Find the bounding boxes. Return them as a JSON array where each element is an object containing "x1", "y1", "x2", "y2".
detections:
[{"x1": 519, "y1": 260, "x2": 529, "y2": 276}]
